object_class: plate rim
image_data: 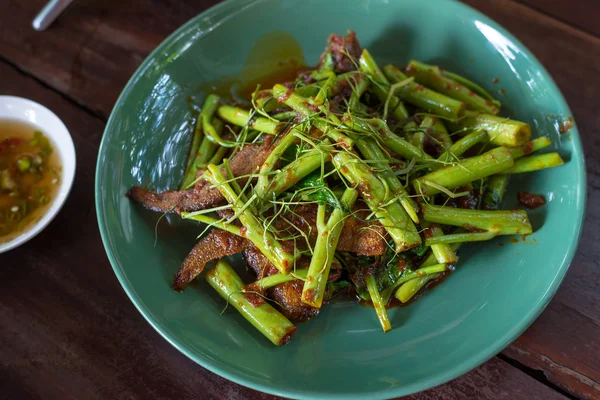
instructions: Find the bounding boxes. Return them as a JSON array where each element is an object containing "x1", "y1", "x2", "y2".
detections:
[{"x1": 95, "y1": 0, "x2": 587, "y2": 398}]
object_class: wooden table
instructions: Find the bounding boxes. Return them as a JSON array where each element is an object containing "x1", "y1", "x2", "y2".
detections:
[{"x1": 1, "y1": 1, "x2": 598, "y2": 398}]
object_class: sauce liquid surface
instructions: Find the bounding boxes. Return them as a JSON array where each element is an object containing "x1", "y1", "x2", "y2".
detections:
[
  {"x1": 0, "y1": 119, "x2": 62, "y2": 243},
  {"x1": 194, "y1": 31, "x2": 308, "y2": 105}
]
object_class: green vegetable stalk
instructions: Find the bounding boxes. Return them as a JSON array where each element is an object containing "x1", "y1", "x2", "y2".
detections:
[
  {"x1": 413, "y1": 146, "x2": 514, "y2": 196},
  {"x1": 383, "y1": 65, "x2": 465, "y2": 120},
  {"x1": 271, "y1": 84, "x2": 354, "y2": 148},
  {"x1": 206, "y1": 260, "x2": 297, "y2": 346},
  {"x1": 354, "y1": 137, "x2": 419, "y2": 223},
  {"x1": 181, "y1": 95, "x2": 220, "y2": 189},
  {"x1": 450, "y1": 113, "x2": 531, "y2": 146},
  {"x1": 255, "y1": 130, "x2": 300, "y2": 198},
  {"x1": 436, "y1": 129, "x2": 488, "y2": 165},
  {"x1": 482, "y1": 174, "x2": 510, "y2": 210},
  {"x1": 423, "y1": 222, "x2": 458, "y2": 264},
  {"x1": 395, "y1": 273, "x2": 441, "y2": 303},
  {"x1": 204, "y1": 164, "x2": 297, "y2": 273},
  {"x1": 217, "y1": 105, "x2": 281, "y2": 135},
  {"x1": 343, "y1": 116, "x2": 431, "y2": 161},
  {"x1": 180, "y1": 118, "x2": 223, "y2": 189},
  {"x1": 420, "y1": 115, "x2": 453, "y2": 150},
  {"x1": 259, "y1": 144, "x2": 331, "y2": 203},
  {"x1": 366, "y1": 274, "x2": 392, "y2": 332},
  {"x1": 246, "y1": 269, "x2": 309, "y2": 291},
  {"x1": 381, "y1": 263, "x2": 449, "y2": 304},
  {"x1": 505, "y1": 152, "x2": 564, "y2": 174},
  {"x1": 422, "y1": 203, "x2": 532, "y2": 242},
  {"x1": 302, "y1": 188, "x2": 358, "y2": 308},
  {"x1": 482, "y1": 136, "x2": 554, "y2": 209},
  {"x1": 405, "y1": 60, "x2": 500, "y2": 115},
  {"x1": 359, "y1": 49, "x2": 409, "y2": 121},
  {"x1": 333, "y1": 152, "x2": 422, "y2": 252}
]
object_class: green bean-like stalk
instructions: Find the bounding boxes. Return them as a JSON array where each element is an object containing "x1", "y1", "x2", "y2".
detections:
[
  {"x1": 405, "y1": 60, "x2": 500, "y2": 115},
  {"x1": 386, "y1": 244, "x2": 459, "y2": 304},
  {"x1": 206, "y1": 147, "x2": 228, "y2": 169},
  {"x1": 355, "y1": 137, "x2": 419, "y2": 223},
  {"x1": 420, "y1": 115, "x2": 453, "y2": 150},
  {"x1": 311, "y1": 52, "x2": 334, "y2": 79},
  {"x1": 271, "y1": 84, "x2": 354, "y2": 148},
  {"x1": 422, "y1": 203, "x2": 532, "y2": 240},
  {"x1": 436, "y1": 129, "x2": 488, "y2": 165},
  {"x1": 423, "y1": 221, "x2": 458, "y2": 264},
  {"x1": 181, "y1": 95, "x2": 220, "y2": 188},
  {"x1": 346, "y1": 74, "x2": 371, "y2": 112},
  {"x1": 413, "y1": 146, "x2": 514, "y2": 196},
  {"x1": 482, "y1": 174, "x2": 510, "y2": 210},
  {"x1": 383, "y1": 65, "x2": 465, "y2": 120},
  {"x1": 411, "y1": 129, "x2": 425, "y2": 150},
  {"x1": 366, "y1": 274, "x2": 391, "y2": 332},
  {"x1": 180, "y1": 118, "x2": 223, "y2": 189},
  {"x1": 425, "y1": 230, "x2": 499, "y2": 244},
  {"x1": 206, "y1": 260, "x2": 297, "y2": 346},
  {"x1": 198, "y1": 95, "x2": 233, "y2": 147},
  {"x1": 508, "y1": 136, "x2": 552, "y2": 159},
  {"x1": 255, "y1": 130, "x2": 300, "y2": 198},
  {"x1": 443, "y1": 70, "x2": 502, "y2": 110},
  {"x1": 302, "y1": 188, "x2": 358, "y2": 308},
  {"x1": 181, "y1": 211, "x2": 242, "y2": 236},
  {"x1": 254, "y1": 87, "x2": 322, "y2": 112},
  {"x1": 333, "y1": 152, "x2": 422, "y2": 252},
  {"x1": 246, "y1": 269, "x2": 309, "y2": 291},
  {"x1": 217, "y1": 105, "x2": 281, "y2": 135},
  {"x1": 271, "y1": 111, "x2": 297, "y2": 121},
  {"x1": 381, "y1": 263, "x2": 449, "y2": 304},
  {"x1": 260, "y1": 145, "x2": 331, "y2": 202},
  {"x1": 451, "y1": 113, "x2": 531, "y2": 146},
  {"x1": 343, "y1": 115, "x2": 431, "y2": 161},
  {"x1": 359, "y1": 49, "x2": 409, "y2": 121},
  {"x1": 482, "y1": 137, "x2": 553, "y2": 209},
  {"x1": 312, "y1": 71, "x2": 336, "y2": 106},
  {"x1": 505, "y1": 152, "x2": 564, "y2": 174},
  {"x1": 204, "y1": 164, "x2": 297, "y2": 273},
  {"x1": 395, "y1": 273, "x2": 441, "y2": 303}
]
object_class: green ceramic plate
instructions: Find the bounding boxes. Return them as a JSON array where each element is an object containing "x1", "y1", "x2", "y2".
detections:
[{"x1": 95, "y1": 0, "x2": 586, "y2": 398}]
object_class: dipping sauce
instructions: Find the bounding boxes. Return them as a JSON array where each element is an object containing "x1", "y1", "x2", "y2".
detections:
[{"x1": 0, "y1": 119, "x2": 61, "y2": 243}]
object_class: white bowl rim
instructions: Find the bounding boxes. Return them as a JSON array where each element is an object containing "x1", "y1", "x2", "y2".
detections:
[{"x1": 0, "y1": 95, "x2": 76, "y2": 253}]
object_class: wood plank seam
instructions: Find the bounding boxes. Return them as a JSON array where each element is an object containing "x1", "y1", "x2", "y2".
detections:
[
  {"x1": 0, "y1": 55, "x2": 106, "y2": 123},
  {"x1": 507, "y1": 0, "x2": 600, "y2": 42},
  {"x1": 498, "y1": 354, "x2": 581, "y2": 400}
]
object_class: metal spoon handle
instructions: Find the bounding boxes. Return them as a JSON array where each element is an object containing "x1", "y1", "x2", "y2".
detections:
[{"x1": 32, "y1": 0, "x2": 74, "y2": 31}]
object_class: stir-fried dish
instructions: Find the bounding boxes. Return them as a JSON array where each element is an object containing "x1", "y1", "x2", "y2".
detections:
[
  {"x1": 0, "y1": 120, "x2": 61, "y2": 242},
  {"x1": 128, "y1": 32, "x2": 564, "y2": 346}
]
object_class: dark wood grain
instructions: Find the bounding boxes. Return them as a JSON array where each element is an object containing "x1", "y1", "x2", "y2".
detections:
[
  {"x1": 1, "y1": 0, "x2": 599, "y2": 398},
  {"x1": 515, "y1": 0, "x2": 600, "y2": 37},
  {"x1": 0, "y1": 58, "x2": 569, "y2": 400},
  {"x1": 406, "y1": 357, "x2": 567, "y2": 400},
  {"x1": 462, "y1": 1, "x2": 600, "y2": 398},
  {"x1": 0, "y1": 0, "x2": 220, "y2": 118},
  {"x1": 0, "y1": 59, "x2": 271, "y2": 400}
]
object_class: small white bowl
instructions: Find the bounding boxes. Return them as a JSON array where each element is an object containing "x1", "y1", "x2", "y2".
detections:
[{"x1": 0, "y1": 96, "x2": 76, "y2": 253}]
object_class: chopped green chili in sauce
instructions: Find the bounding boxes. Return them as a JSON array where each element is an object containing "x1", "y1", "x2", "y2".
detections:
[{"x1": 0, "y1": 119, "x2": 61, "y2": 242}]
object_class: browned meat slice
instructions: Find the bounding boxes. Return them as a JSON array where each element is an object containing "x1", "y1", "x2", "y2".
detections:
[
  {"x1": 270, "y1": 280, "x2": 318, "y2": 322},
  {"x1": 243, "y1": 245, "x2": 318, "y2": 322},
  {"x1": 321, "y1": 30, "x2": 363, "y2": 73},
  {"x1": 127, "y1": 184, "x2": 222, "y2": 213},
  {"x1": 127, "y1": 139, "x2": 273, "y2": 213},
  {"x1": 274, "y1": 203, "x2": 387, "y2": 256},
  {"x1": 338, "y1": 205, "x2": 387, "y2": 256},
  {"x1": 173, "y1": 229, "x2": 246, "y2": 291}
]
